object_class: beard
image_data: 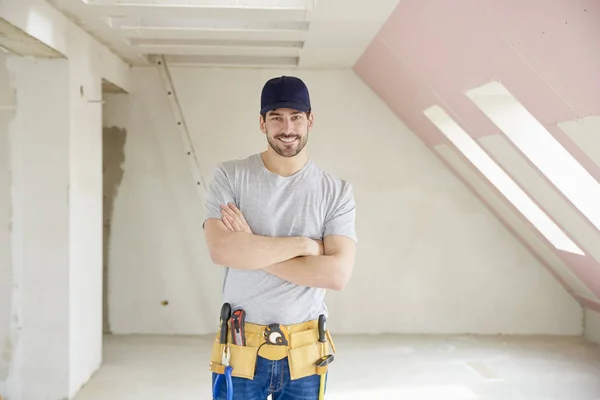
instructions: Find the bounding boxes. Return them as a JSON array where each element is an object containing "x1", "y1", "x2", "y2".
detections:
[{"x1": 266, "y1": 130, "x2": 308, "y2": 158}]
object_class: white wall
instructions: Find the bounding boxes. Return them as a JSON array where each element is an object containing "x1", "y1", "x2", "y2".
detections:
[
  {"x1": 3, "y1": 56, "x2": 71, "y2": 400},
  {"x1": 67, "y1": 30, "x2": 106, "y2": 398},
  {"x1": 104, "y1": 66, "x2": 582, "y2": 336},
  {"x1": 584, "y1": 308, "x2": 600, "y2": 345},
  {"x1": 0, "y1": 0, "x2": 132, "y2": 398},
  {"x1": 0, "y1": 52, "x2": 16, "y2": 397},
  {"x1": 0, "y1": 53, "x2": 105, "y2": 400}
]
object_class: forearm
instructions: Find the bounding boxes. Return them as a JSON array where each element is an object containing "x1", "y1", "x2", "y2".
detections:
[
  {"x1": 265, "y1": 255, "x2": 349, "y2": 291},
  {"x1": 209, "y1": 231, "x2": 312, "y2": 270}
]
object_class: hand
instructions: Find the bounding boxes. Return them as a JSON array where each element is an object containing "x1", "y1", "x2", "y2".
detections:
[
  {"x1": 306, "y1": 238, "x2": 324, "y2": 257},
  {"x1": 264, "y1": 238, "x2": 323, "y2": 275},
  {"x1": 220, "y1": 203, "x2": 253, "y2": 234}
]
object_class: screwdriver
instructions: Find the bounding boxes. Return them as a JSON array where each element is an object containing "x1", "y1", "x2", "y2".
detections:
[{"x1": 316, "y1": 315, "x2": 330, "y2": 400}]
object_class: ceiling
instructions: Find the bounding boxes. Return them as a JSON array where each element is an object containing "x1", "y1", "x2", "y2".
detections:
[{"x1": 46, "y1": 0, "x2": 401, "y2": 68}]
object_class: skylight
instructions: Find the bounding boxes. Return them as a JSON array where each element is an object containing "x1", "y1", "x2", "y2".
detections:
[
  {"x1": 466, "y1": 81, "x2": 600, "y2": 234},
  {"x1": 424, "y1": 105, "x2": 584, "y2": 255}
]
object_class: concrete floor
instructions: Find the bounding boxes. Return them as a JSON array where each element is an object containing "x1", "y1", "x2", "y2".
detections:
[{"x1": 74, "y1": 334, "x2": 600, "y2": 399}]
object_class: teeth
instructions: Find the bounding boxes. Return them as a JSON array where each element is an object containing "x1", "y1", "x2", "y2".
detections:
[{"x1": 279, "y1": 137, "x2": 296, "y2": 142}]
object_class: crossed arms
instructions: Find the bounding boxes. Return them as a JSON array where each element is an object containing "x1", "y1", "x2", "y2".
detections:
[{"x1": 204, "y1": 203, "x2": 356, "y2": 291}]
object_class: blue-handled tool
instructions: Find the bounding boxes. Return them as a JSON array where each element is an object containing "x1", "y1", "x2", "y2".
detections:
[
  {"x1": 212, "y1": 346, "x2": 233, "y2": 400},
  {"x1": 213, "y1": 303, "x2": 233, "y2": 400}
]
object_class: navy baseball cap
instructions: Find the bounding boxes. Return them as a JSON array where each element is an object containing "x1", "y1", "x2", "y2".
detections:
[{"x1": 260, "y1": 76, "x2": 311, "y2": 115}]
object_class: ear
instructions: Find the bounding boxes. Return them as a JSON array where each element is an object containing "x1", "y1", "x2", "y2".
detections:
[
  {"x1": 259, "y1": 114, "x2": 267, "y2": 134},
  {"x1": 307, "y1": 112, "x2": 315, "y2": 129}
]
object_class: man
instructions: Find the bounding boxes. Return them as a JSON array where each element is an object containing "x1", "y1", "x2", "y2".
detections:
[{"x1": 203, "y1": 75, "x2": 357, "y2": 399}]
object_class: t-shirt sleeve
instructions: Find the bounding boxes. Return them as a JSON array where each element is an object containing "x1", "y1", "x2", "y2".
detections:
[
  {"x1": 203, "y1": 163, "x2": 236, "y2": 229},
  {"x1": 324, "y1": 181, "x2": 357, "y2": 243}
]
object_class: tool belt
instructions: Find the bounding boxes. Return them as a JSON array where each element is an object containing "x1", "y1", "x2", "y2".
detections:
[{"x1": 209, "y1": 313, "x2": 336, "y2": 381}]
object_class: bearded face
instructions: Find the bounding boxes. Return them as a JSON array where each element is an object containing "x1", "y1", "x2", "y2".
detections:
[{"x1": 261, "y1": 108, "x2": 313, "y2": 158}]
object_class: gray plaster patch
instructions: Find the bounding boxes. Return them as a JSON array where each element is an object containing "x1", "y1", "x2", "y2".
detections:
[{"x1": 102, "y1": 126, "x2": 126, "y2": 334}]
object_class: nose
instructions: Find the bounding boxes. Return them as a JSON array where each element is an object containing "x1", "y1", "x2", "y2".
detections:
[{"x1": 281, "y1": 118, "x2": 294, "y2": 133}]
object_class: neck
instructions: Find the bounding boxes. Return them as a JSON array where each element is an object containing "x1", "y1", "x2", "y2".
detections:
[{"x1": 260, "y1": 149, "x2": 308, "y2": 177}]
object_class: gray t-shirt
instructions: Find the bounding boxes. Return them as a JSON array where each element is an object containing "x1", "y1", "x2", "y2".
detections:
[{"x1": 204, "y1": 153, "x2": 357, "y2": 326}]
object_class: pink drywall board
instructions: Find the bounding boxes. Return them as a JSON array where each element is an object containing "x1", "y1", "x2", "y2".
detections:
[
  {"x1": 376, "y1": 0, "x2": 578, "y2": 137},
  {"x1": 353, "y1": 37, "x2": 450, "y2": 147},
  {"x1": 559, "y1": 252, "x2": 600, "y2": 299},
  {"x1": 473, "y1": 0, "x2": 600, "y2": 118}
]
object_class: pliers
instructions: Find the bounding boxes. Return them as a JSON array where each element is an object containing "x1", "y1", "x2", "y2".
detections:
[{"x1": 212, "y1": 345, "x2": 233, "y2": 400}]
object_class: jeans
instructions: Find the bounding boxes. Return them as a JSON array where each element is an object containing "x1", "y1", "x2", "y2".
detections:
[{"x1": 212, "y1": 355, "x2": 327, "y2": 400}]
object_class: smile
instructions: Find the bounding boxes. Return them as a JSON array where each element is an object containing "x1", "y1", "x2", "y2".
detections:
[{"x1": 278, "y1": 137, "x2": 298, "y2": 143}]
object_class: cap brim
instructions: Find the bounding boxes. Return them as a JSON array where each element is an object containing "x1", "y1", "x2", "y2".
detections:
[{"x1": 260, "y1": 101, "x2": 310, "y2": 114}]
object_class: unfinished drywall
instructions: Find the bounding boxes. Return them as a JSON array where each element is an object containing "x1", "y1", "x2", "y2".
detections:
[
  {"x1": 102, "y1": 126, "x2": 127, "y2": 334},
  {"x1": 103, "y1": 66, "x2": 582, "y2": 336},
  {"x1": 4, "y1": 55, "x2": 71, "y2": 400},
  {"x1": 0, "y1": 0, "x2": 132, "y2": 398},
  {"x1": 67, "y1": 32, "x2": 111, "y2": 399},
  {"x1": 0, "y1": 50, "x2": 107, "y2": 400},
  {"x1": 0, "y1": 52, "x2": 15, "y2": 396}
]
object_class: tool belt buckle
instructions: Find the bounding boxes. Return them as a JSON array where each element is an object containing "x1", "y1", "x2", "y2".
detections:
[{"x1": 263, "y1": 323, "x2": 289, "y2": 346}]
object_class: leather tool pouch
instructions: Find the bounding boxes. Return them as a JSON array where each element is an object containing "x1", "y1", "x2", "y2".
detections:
[
  {"x1": 288, "y1": 327, "x2": 336, "y2": 380},
  {"x1": 208, "y1": 322, "x2": 336, "y2": 381},
  {"x1": 209, "y1": 338, "x2": 259, "y2": 380}
]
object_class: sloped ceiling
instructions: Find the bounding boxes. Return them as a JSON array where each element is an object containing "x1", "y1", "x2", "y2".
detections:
[
  {"x1": 354, "y1": 0, "x2": 600, "y2": 312},
  {"x1": 46, "y1": 0, "x2": 401, "y2": 68}
]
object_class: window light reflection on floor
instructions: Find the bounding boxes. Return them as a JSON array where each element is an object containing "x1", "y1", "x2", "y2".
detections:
[{"x1": 424, "y1": 104, "x2": 584, "y2": 255}]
